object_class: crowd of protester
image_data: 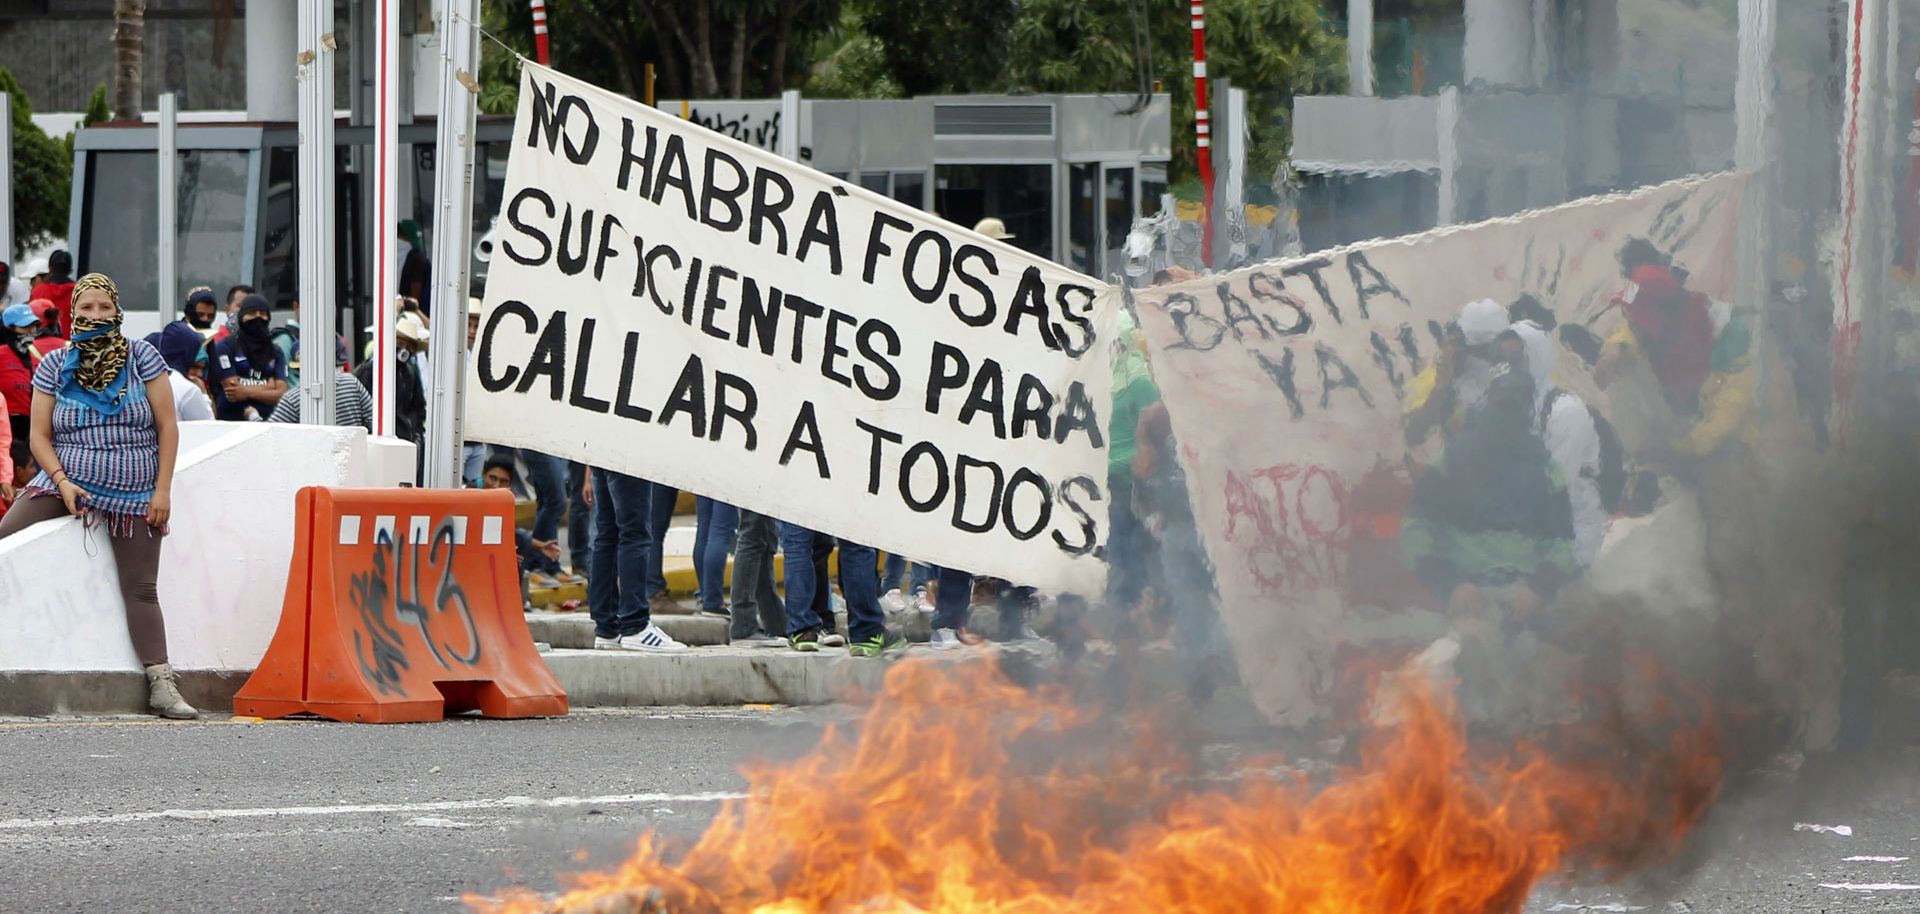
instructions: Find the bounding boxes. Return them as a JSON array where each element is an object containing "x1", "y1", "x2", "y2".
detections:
[{"x1": 3, "y1": 232, "x2": 1737, "y2": 719}]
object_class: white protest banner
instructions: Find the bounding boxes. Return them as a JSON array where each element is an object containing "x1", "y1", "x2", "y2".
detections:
[
  {"x1": 1131, "y1": 173, "x2": 1745, "y2": 725},
  {"x1": 468, "y1": 64, "x2": 1117, "y2": 595}
]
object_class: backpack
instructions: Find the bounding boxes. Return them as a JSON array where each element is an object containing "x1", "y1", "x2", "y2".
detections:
[{"x1": 1541, "y1": 388, "x2": 1627, "y2": 514}]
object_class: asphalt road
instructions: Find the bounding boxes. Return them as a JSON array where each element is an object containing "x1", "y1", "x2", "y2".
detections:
[{"x1": 3, "y1": 707, "x2": 1920, "y2": 914}]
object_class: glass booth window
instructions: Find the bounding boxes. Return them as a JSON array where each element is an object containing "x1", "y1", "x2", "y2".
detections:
[
  {"x1": 1103, "y1": 166, "x2": 1135, "y2": 277},
  {"x1": 1141, "y1": 161, "x2": 1169, "y2": 217},
  {"x1": 1069, "y1": 163, "x2": 1097, "y2": 274},
  {"x1": 82, "y1": 151, "x2": 158, "y2": 311},
  {"x1": 854, "y1": 171, "x2": 930, "y2": 211},
  {"x1": 891, "y1": 172, "x2": 926, "y2": 209},
  {"x1": 257, "y1": 146, "x2": 299, "y2": 308},
  {"x1": 84, "y1": 149, "x2": 251, "y2": 315},
  {"x1": 176, "y1": 150, "x2": 251, "y2": 308},
  {"x1": 934, "y1": 164, "x2": 1053, "y2": 260}
]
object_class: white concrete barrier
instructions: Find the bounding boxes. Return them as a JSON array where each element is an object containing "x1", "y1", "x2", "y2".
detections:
[{"x1": 0, "y1": 423, "x2": 417, "y2": 673}]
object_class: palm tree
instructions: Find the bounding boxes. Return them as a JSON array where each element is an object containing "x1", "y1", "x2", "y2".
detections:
[{"x1": 112, "y1": 0, "x2": 146, "y2": 121}]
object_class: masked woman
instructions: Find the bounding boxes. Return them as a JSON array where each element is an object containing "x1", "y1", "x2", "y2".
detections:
[{"x1": 0, "y1": 273, "x2": 196, "y2": 719}]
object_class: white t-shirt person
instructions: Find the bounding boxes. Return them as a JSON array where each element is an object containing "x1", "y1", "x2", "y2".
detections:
[{"x1": 168, "y1": 370, "x2": 215, "y2": 422}]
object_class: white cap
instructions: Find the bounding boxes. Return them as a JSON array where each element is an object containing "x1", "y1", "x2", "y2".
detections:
[
  {"x1": 973, "y1": 217, "x2": 1015, "y2": 241},
  {"x1": 1457, "y1": 299, "x2": 1508, "y2": 346},
  {"x1": 26, "y1": 258, "x2": 47, "y2": 276}
]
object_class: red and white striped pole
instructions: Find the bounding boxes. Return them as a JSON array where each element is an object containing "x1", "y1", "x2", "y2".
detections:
[
  {"x1": 530, "y1": 0, "x2": 551, "y2": 65},
  {"x1": 1191, "y1": 0, "x2": 1215, "y2": 267}
]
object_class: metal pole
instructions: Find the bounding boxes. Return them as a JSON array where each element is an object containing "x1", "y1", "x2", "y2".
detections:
[
  {"x1": 1732, "y1": 0, "x2": 1775, "y2": 413},
  {"x1": 530, "y1": 0, "x2": 551, "y2": 65},
  {"x1": 157, "y1": 93, "x2": 177, "y2": 313},
  {"x1": 1834, "y1": 0, "x2": 1888, "y2": 444},
  {"x1": 374, "y1": 0, "x2": 400, "y2": 437},
  {"x1": 1190, "y1": 0, "x2": 1214, "y2": 266},
  {"x1": 297, "y1": 0, "x2": 337, "y2": 426},
  {"x1": 778, "y1": 89, "x2": 800, "y2": 161},
  {"x1": 0, "y1": 93, "x2": 14, "y2": 266},
  {"x1": 1347, "y1": 0, "x2": 1373, "y2": 97},
  {"x1": 424, "y1": 0, "x2": 480, "y2": 488},
  {"x1": 645, "y1": 63, "x2": 655, "y2": 107}
]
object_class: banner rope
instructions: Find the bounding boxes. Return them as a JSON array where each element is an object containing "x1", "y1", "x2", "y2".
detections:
[{"x1": 453, "y1": 10, "x2": 527, "y2": 66}]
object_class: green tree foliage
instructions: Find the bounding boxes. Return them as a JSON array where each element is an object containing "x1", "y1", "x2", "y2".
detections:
[
  {"x1": 1002, "y1": 0, "x2": 1345, "y2": 183},
  {"x1": 477, "y1": 0, "x2": 851, "y2": 106},
  {"x1": 812, "y1": 0, "x2": 1343, "y2": 184},
  {"x1": 856, "y1": 0, "x2": 1014, "y2": 96},
  {"x1": 85, "y1": 84, "x2": 111, "y2": 126},
  {"x1": 0, "y1": 67, "x2": 73, "y2": 255},
  {"x1": 473, "y1": 0, "x2": 1342, "y2": 186},
  {"x1": 804, "y1": 8, "x2": 903, "y2": 99},
  {"x1": 478, "y1": 0, "x2": 530, "y2": 115}
]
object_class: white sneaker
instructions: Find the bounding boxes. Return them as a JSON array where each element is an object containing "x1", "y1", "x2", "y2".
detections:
[
  {"x1": 594, "y1": 636, "x2": 624, "y2": 650},
  {"x1": 929, "y1": 628, "x2": 965, "y2": 651},
  {"x1": 911, "y1": 590, "x2": 935, "y2": 614},
  {"x1": 880, "y1": 589, "x2": 907, "y2": 613},
  {"x1": 620, "y1": 624, "x2": 689, "y2": 653},
  {"x1": 819, "y1": 631, "x2": 848, "y2": 648}
]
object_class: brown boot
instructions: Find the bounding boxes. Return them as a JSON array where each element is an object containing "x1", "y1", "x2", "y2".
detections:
[
  {"x1": 650, "y1": 592, "x2": 688, "y2": 615},
  {"x1": 144, "y1": 663, "x2": 200, "y2": 720}
]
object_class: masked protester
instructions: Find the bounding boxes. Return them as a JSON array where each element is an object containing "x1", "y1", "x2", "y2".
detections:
[
  {"x1": 146, "y1": 321, "x2": 215, "y2": 422},
  {"x1": 183, "y1": 287, "x2": 220, "y2": 340},
  {"x1": 0, "y1": 273, "x2": 197, "y2": 719},
  {"x1": 205, "y1": 294, "x2": 289, "y2": 421},
  {"x1": 0, "y1": 304, "x2": 40, "y2": 423},
  {"x1": 1403, "y1": 298, "x2": 1511, "y2": 446},
  {"x1": 354, "y1": 310, "x2": 429, "y2": 445}
]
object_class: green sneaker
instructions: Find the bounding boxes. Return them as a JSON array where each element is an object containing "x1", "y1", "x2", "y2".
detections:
[
  {"x1": 789, "y1": 629, "x2": 821, "y2": 652},
  {"x1": 848, "y1": 631, "x2": 910, "y2": 658}
]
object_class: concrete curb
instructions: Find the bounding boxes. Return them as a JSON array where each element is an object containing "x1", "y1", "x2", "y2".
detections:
[
  {"x1": 0, "y1": 645, "x2": 1270, "y2": 732},
  {"x1": 0, "y1": 670, "x2": 251, "y2": 718},
  {"x1": 526, "y1": 612, "x2": 730, "y2": 649},
  {"x1": 544, "y1": 646, "x2": 894, "y2": 706}
]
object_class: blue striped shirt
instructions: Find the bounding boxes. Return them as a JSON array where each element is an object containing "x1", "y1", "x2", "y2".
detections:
[{"x1": 25, "y1": 340, "x2": 168, "y2": 520}]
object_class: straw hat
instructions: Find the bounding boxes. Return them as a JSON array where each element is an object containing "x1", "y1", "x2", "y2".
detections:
[
  {"x1": 395, "y1": 311, "x2": 432, "y2": 345},
  {"x1": 973, "y1": 217, "x2": 1015, "y2": 241}
]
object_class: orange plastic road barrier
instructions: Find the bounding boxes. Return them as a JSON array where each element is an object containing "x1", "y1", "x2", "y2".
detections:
[{"x1": 234, "y1": 487, "x2": 568, "y2": 723}]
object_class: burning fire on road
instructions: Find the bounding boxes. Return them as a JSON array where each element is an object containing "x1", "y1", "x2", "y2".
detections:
[{"x1": 471, "y1": 659, "x2": 1723, "y2": 914}]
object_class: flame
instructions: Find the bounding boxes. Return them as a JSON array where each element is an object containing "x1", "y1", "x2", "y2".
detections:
[{"x1": 473, "y1": 658, "x2": 1722, "y2": 914}]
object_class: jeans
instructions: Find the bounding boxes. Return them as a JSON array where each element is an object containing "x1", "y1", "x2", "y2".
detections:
[
  {"x1": 729, "y1": 510, "x2": 785, "y2": 639},
  {"x1": 1160, "y1": 514, "x2": 1224, "y2": 658},
  {"x1": 501, "y1": 447, "x2": 568, "y2": 574},
  {"x1": 694, "y1": 498, "x2": 739, "y2": 611},
  {"x1": 587, "y1": 468, "x2": 653, "y2": 639},
  {"x1": 779, "y1": 524, "x2": 886, "y2": 641},
  {"x1": 931, "y1": 566, "x2": 975, "y2": 632},
  {"x1": 880, "y1": 555, "x2": 934, "y2": 593},
  {"x1": 566, "y1": 461, "x2": 592, "y2": 575},
  {"x1": 1105, "y1": 484, "x2": 1151, "y2": 612},
  {"x1": 646, "y1": 482, "x2": 679, "y2": 597}
]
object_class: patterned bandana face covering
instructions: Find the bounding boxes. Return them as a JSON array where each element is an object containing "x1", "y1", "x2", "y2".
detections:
[{"x1": 69, "y1": 274, "x2": 129, "y2": 395}]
